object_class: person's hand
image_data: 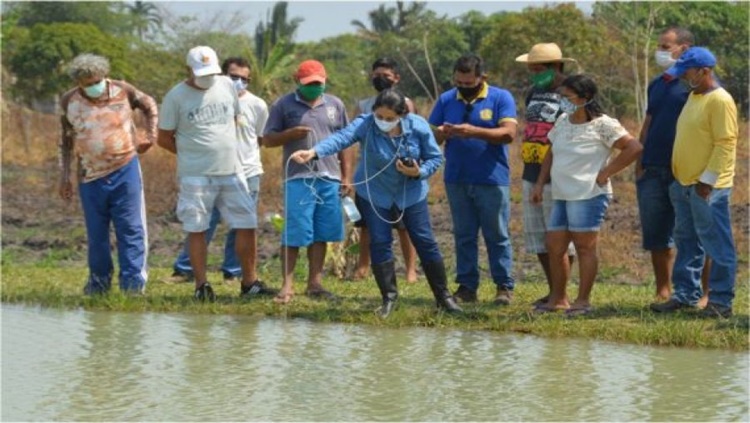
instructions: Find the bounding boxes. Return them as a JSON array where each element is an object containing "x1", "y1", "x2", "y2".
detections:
[
  {"x1": 290, "y1": 149, "x2": 316, "y2": 164},
  {"x1": 286, "y1": 126, "x2": 312, "y2": 140},
  {"x1": 59, "y1": 177, "x2": 73, "y2": 202},
  {"x1": 530, "y1": 184, "x2": 544, "y2": 204},
  {"x1": 695, "y1": 182, "x2": 713, "y2": 199},
  {"x1": 396, "y1": 159, "x2": 420, "y2": 178},
  {"x1": 596, "y1": 170, "x2": 610, "y2": 186},
  {"x1": 340, "y1": 182, "x2": 354, "y2": 197},
  {"x1": 446, "y1": 123, "x2": 474, "y2": 138}
]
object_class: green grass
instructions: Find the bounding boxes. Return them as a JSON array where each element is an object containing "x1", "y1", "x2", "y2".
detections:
[{"x1": 2, "y1": 265, "x2": 748, "y2": 351}]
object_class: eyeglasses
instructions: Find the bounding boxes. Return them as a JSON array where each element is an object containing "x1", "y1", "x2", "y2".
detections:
[
  {"x1": 463, "y1": 103, "x2": 474, "y2": 122},
  {"x1": 229, "y1": 74, "x2": 249, "y2": 83}
]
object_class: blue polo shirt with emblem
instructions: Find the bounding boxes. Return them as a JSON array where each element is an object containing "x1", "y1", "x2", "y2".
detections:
[
  {"x1": 264, "y1": 91, "x2": 349, "y2": 181},
  {"x1": 428, "y1": 83, "x2": 517, "y2": 185},
  {"x1": 642, "y1": 74, "x2": 689, "y2": 168}
]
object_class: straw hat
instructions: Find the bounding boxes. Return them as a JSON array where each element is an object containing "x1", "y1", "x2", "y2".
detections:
[{"x1": 515, "y1": 43, "x2": 576, "y2": 64}]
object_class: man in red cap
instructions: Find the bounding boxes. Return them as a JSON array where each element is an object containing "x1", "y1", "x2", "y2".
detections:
[{"x1": 263, "y1": 59, "x2": 352, "y2": 303}]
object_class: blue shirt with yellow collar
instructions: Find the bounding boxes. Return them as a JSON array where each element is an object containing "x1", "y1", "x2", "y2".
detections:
[{"x1": 428, "y1": 82, "x2": 517, "y2": 185}]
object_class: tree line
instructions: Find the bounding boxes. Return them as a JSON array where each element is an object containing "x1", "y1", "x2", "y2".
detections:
[{"x1": 2, "y1": 1, "x2": 748, "y2": 119}]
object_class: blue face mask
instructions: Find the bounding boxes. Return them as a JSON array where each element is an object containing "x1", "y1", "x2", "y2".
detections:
[
  {"x1": 560, "y1": 97, "x2": 587, "y2": 114},
  {"x1": 232, "y1": 78, "x2": 247, "y2": 93},
  {"x1": 83, "y1": 79, "x2": 107, "y2": 98}
]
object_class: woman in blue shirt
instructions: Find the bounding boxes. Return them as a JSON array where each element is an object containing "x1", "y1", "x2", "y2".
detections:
[{"x1": 291, "y1": 89, "x2": 462, "y2": 317}]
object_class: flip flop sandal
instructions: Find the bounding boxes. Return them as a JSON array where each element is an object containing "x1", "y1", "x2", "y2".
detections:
[
  {"x1": 565, "y1": 305, "x2": 593, "y2": 317},
  {"x1": 533, "y1": 303, "x2": 567, "y2": 314},
  {"x1": 305, "y1": 289, "x2": 339, "y2": 301}
]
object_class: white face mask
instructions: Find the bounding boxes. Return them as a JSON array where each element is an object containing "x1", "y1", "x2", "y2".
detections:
[
  {"x1": 194, "y1": 74, "x2": 217, "y2": 89},
  {"x1": 374, "y1": 117, "x2": 399, "y2": 133},
  {"x1": 655, "y1": 50, "x2": 677, "y2": 68}
]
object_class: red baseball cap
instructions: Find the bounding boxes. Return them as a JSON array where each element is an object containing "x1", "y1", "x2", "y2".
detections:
[{"x1": 295, "y1": 60, "x2": 327, "y2": 84}]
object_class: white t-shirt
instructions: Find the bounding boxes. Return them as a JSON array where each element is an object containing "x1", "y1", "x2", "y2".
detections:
[
  {"x1": 159, "y1": 76, "x2": 241, "y2": 177},
  {"x1": 548, "y1": 114, "x2": 629, "y2": 200},
  {"x1": 236, "y1": 91, "x2": 268, "y2": 178}
]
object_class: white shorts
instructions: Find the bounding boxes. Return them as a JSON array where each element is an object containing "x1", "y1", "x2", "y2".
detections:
[
  {"x1": 177, "y1": 175, "x2": 257, "y2": 232},
  {"x1": 522, "y1": 180, "x2": 576, "y2": 255}
]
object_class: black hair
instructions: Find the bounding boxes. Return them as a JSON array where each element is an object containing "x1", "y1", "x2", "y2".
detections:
[
  {"x1": 453, "y1": 54, "x2": 485, "y2": 76},
  {"x1": 663, "y1": 26, "x2": 695, "y2": 46},
  {"x1": 221, "y1": 57, "x2": 250, "y2": 74},
  {"x1": 372, "y1": 88, "x2": 408, "y2": 116},
  {"x1": 372, "y1": 57, "x2": 399, "y2": 74},
  {"x1": 560, "y1": 74, "x2": 605, "y2": 120}
]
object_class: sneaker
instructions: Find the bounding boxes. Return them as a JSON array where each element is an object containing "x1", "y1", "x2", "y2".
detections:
[
  {"x1": 453, "y1": 285, "x2": 478, "y2": 303},
  {"x1": 698, "y1": 303, "x2": 732, "y2": 318},
  {"x1": 166, "y1": 271, "x2": 193, "y2": 284},
  {"x1": 240, "y1": 280, "x2": 279, "y2": 298},
  {"x1": 649, "y1": 298, "x2": 694, "y2": 313},
  {"x1": 493, "y1": 288, "x2": 513, "y2": 306},
  {"x1": 194, "y1": 282, "x2": 216, "y2": 302}
]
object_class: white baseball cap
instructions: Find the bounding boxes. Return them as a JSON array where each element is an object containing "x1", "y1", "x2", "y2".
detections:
[{"x1": 186, "y1": 46, "x2": 221, "y2": 77}]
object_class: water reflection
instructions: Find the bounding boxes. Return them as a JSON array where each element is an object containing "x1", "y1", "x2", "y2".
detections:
[{"x1": 2, "y1": 305, "x2": 748, "y2": 421}]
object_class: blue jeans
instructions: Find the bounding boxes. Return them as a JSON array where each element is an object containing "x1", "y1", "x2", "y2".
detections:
[
  {"x1": 79, "y1": 157, "x2": 148, "y2": 293},
  {"x1": 359, "y1": 196, "x2": 441, "y2": 265},
  {"x1": 669, "y1": 183, "x2": 736, "y2": 308},
  {"x1": 173, "y1": 175, "x2": 260, "y2": 277},
  {"x1": 636, "y1": 167, "x2": 675, "y2": 250},
  {"x1": 445, "y1": 183, "x2": 514, "y2": 291}
]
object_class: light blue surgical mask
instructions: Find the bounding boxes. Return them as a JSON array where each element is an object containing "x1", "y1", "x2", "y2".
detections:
[
  {"x1": 559, "y1": 97, "x2": 580, "y2": 114},
  {"x1": 83, "y1": 79, "x2": 107, "y2": 98},
  {"x1": 232, "y1": 78, "x2": 247, "y2": 93}
]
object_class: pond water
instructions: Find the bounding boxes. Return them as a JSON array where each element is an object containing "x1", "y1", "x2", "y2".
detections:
[{"x1": 2, "y1": 304, "x2": 748, "y2": 421}]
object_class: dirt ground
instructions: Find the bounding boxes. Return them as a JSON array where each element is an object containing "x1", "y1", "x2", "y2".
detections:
[{"x1": 2, "y1": 101, "x2": 748, "y2": 286}]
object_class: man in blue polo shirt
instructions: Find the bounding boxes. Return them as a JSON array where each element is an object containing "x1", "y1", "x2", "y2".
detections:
[
  {"x1": 263, "y1": 59, "x2": 351, "y2": 304},
  {"x1": 636, "y1": 27, "x2": 709, "y2": 306},
  {"x1": 429, "y1": 54, "x2": 518, "y2": 305}
]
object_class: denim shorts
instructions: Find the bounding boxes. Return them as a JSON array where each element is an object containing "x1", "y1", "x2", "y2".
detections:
[
  {"x1": 522, "y1": 180, "x2": 576, "y2": 255},
  {"x1": 636, "y1": 167, "x2": 675, "y2": 250},
  {"x1": 282, "y1": 177, "x2": 344, "y2": 247},
  {"x1": 177, "y1": 175, "x2": 257, "y2": 232},
  {"x1": 548, "y1": 194, "x2": 611, "y2": 232}
]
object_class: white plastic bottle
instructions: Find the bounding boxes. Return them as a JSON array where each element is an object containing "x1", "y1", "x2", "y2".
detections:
[{"x1": 341, "y1": 196, "x2": 361, "y2": 222}]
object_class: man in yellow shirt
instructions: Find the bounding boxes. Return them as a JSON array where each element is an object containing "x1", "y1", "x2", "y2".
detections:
[{"x1": 649, "y1": 47, "x2": 738, "y2": 318}]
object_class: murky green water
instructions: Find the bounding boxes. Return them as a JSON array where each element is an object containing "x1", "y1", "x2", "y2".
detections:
[{"x1": 2, "y1": 304, "x2": 748, "y2": 421}]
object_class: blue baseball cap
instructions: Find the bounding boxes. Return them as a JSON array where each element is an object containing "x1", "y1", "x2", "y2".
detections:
[{"x1": 666, "y1": 47, "x2": 717, "y2": 78}]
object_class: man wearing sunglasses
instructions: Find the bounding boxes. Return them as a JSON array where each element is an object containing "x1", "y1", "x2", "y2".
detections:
[{"x1": 429, "y1": 54, "x2": 518, "y2": 306}]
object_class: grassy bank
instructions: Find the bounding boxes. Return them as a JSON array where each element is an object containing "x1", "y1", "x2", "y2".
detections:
[{"x1": 3, "y1": 265, "x2": 748, "y2": 351}]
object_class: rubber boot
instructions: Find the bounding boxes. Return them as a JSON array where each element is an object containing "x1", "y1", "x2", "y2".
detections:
[
  {"x1": 422, "y1": 260, "x2": 463, "y2": 314},
  {"x1": 372, "y1": 260, "x2": 398, "y2": 318}
]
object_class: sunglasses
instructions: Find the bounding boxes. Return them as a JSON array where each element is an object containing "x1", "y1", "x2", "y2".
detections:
[
  {"x1": 229, "y1": 74, "x2": 249, "y2": 83},
  {"x1": 463, "y1": 103, "x2": 474, "y2": 122}
]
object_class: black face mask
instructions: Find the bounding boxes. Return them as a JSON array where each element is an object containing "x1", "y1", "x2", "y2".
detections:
[
  {"x1": 457, "y1": 83, "x2": 482, "y2": 99},
  {"x1": 372, "y1": 75, "x2": 394, "y2": 92}
]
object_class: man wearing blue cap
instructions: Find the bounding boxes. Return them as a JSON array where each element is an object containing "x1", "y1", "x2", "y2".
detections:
[
  {"x1": 649, "y1": 47, "x2": 738, "y2": 318},
  {"x1": 636, "y1": 27, "x2": 710, "y2": 306}
]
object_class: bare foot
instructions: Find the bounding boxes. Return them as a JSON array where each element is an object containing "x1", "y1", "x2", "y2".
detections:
[
  {"x1": 697, "y1": 295, "x2": 709, "y2": 309},
  {"x1": 405, "y1": 270, "x2": 418, "y2": 284},
  {"x1": 351, "y1": 267, "x2": 368, "y2": 280},
  {"x1": 273, "y1": 291, "x2": 294, "y2": 304}
]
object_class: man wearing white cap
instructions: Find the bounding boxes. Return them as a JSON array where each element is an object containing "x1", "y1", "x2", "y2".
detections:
[
  {"x1": 515, "y1": 43, "x2": 577, "y2": 306},
  {"x1": 157, "y1": 46, "x2": 260, "y2": 302}
]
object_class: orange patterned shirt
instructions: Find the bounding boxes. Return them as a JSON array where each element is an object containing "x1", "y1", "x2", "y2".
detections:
[{"x1": 60, "y1": 80, "x2": 158, "y2": 182}]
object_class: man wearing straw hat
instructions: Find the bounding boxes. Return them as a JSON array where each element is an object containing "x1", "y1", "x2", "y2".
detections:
[{"x1": 515, "y1": 43, "x2": 577, "y2": 306}]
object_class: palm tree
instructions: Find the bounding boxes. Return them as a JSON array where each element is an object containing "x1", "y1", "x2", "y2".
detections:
[
  {"x1": 254, "y1": 2, "x2": 302, "y2": 68},
  {"x1": 126, "y1": 1, "x2": 162, "y2": 40},
  {"x1": 351, "y1": 1, "x2": 428, "y2": 37}
]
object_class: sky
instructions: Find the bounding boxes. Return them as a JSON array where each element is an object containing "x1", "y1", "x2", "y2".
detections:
[{"x1": 159, "y1": 1, "x2": 594, "y2": 43}]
